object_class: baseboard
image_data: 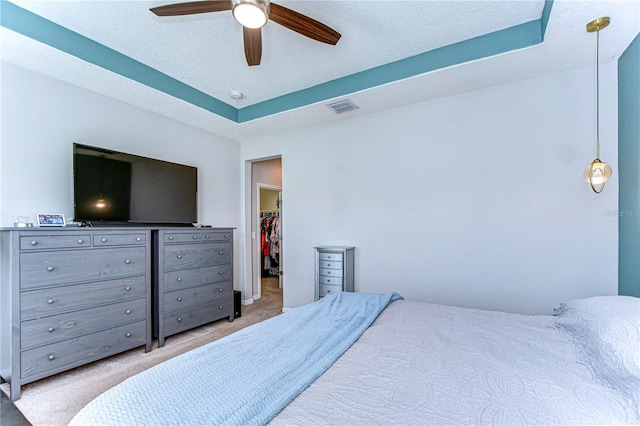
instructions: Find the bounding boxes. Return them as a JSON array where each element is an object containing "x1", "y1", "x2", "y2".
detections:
[
  {"x1": 282, "y1": 307, "x2": 292, "y2": 313},
  {"x1": 241, "y1": 298, "x2": 254, "y2": 306}
]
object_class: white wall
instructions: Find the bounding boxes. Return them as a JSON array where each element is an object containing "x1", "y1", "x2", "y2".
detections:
[
  {"x1": 242, "y1": 64, "x2": 619, "y2": 315},
  {"x1": 0, "y1": 62, "x2": 243, "y2": 283}
]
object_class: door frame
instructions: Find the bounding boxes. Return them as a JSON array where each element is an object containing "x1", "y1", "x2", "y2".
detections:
[{"x1": 255, "y1": 183, "x2": 282, "y2": 300}]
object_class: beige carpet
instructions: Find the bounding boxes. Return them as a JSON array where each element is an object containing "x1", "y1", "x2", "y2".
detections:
[{"x1": 1, "y1": 280, "x2": 283, "y2": 426}]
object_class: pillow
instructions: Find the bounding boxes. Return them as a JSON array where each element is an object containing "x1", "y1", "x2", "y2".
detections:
[{"x1": 555, "y1": 296, "x2": 640, "y2": 405}]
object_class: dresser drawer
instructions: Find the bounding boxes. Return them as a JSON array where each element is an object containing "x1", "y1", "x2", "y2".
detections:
[
  {"x1": 20, "y1": 235, "x2": 90, "y2": 251},
  {"x1": 20, "y1": 247, "x2": 146, "y2": 290},
  {"x1": 163, "y1": 265, "x2": 232, "y2": 292},
  {"x1": 200, "y1": 231, "x2": 232, "y2": 242},
  {"x1": 93, "y1": 233, "x2": 147, "y2": 247},
  {"x1": 164, "y1": 300, "x2": 232, "y2": 336},
  {"x1": 319, "y1": 267, "x2": 343, "y2": 278},
  {"x1": 164, "y1": 282, "x2": 231, "y2": 312},
  {"x1": 163, "y1": 243, "x2": 231, "y2": 272},
  {"x1": 21, "y1": 320, "x2": 146, "y2": 379},
  {"x1": 21, "y1": 276, "x2": 147, "y2": 320},
  {"x1": 318, "y1": 252, "x2": 343, "y2": 262},
  {"x1": 318, "y1": 275, "x2": 342, "y2": 286},
  {"x1": 21, "y1": 298, "x2": 146, "y2": 349},
  {"x1": 164, "y1": 233, "x2": 201, "y2": 243},
  {"x1": 319, "y1": 284, "x2": 342, "y2": 298}
]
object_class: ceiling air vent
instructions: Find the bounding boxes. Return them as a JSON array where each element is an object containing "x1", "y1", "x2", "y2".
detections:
[{"x1": 327, "y1": 99, "x2": 359, "y2": 114}]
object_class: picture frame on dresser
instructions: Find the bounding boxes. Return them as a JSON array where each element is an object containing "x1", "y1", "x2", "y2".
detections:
[{"x1": 35, "y1": 213, "x2": 65, "y2": 227}]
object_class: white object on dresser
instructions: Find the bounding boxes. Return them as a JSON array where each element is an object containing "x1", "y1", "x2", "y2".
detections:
[
  {"x1": 314, "y1": 246, "x2": 354, "y2": 301},
  {"x1": 0, "y1": 228, "x2": 152, "y2": 401}
]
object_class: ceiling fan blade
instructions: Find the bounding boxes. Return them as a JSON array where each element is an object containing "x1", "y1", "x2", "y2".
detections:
[
  {"x1": 150, "y1": 1, "x2": 231, "y2": 17},
  {"x1": 244, "y1": 27, "x2": 262, "y2": 66},
  {"x1": 269, "y1": 3, "x2": 341, "y2": 45}
]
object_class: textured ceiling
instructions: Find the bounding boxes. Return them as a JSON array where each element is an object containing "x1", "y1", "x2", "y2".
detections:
[{"x1": 1, "y1": 0, "x2": 639, "y2": 142}]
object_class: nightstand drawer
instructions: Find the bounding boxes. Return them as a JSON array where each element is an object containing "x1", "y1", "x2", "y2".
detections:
[
  {"x1": 20, "y1": 235, "x2": 90, "y2": 251},
  {"x1": 20, "y1": 247, "x2": 146, "y2": 289},
  {"x1": 21, "y1": 298, "x2": 146, "y2": 349},
  {"x1": 319, "y1": 284, "x2": 342, "y2": 298},
  {"x1": 318, "y1": 252, "x2": 343, "y2": 262},
  {"x1": 318, "y1": 275, "x2": 342, "y2": 286},
  {"x1": 21, "y1": 276, "x2": 146, "y2": 319},
  {"x1": 21, "y1": 320, "x2": 146, "y2": 379},
  {"x1": 163, "y1": 265, "x2": 232, "y2": 291},
  {"x1": 319, "y1": 260, "x2": 343, "y2": 270},
  {"x1": 164, "y1": 282, "x2": 231, "y2": 312},
  {"x1": 163, "y1": 243, "x2": 231, "y2": 272},
  {"x1": 319, "y1": 267, "x2": 343, "y2": 278}
]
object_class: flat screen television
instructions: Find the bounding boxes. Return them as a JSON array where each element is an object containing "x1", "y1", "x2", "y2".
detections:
[{"x1": 73, "y1": 143, "x2": 197, "y2": 226}]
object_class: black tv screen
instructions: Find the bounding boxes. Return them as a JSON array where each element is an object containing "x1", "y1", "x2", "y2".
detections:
[{"x1": 73, "y1": 144, "x2": 197, "y2": 225}]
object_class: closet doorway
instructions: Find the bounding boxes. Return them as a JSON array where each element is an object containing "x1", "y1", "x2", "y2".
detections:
[
  {"x1": 248, "y1": 157, "x2": 282, "y2": 312},
  {"x1": 256, "y1": 184, "x2": 281, "y2": 300}
]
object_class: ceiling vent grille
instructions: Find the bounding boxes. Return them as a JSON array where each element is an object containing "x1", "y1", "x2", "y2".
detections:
[{"x1": 327, "y1": 99, "x2": 359, "y2": 114}]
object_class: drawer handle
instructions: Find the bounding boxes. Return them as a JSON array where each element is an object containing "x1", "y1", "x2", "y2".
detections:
[
  {"x1": 48, "y1": 327, "x2": 55, "y2": 333},
  {"x1": 125, "y1": 286, "x2": 132, "y2": 291},
  {"x1": 136, "y1": 237, "x2": 142, "y2": 242},
  {"x1": 218, "y1": 251, "x2": 224, "y2": 255},
  {"x1": 218, "y1": 271, "x2": 224, "y2": 275},
  {"x1": 47, "y1": 298, "x2": 55, "y2": 304},
  {"x1": 30, "y1": 240, "x2": 38, "y2": 246},
  {"x1": 48, "y1": 354, "x2": 55, "y2": 361},
  {"x1": 47, "y1": 266, "x2": 54, "y2": 272},
  {"x1": 101, "y1": 238, "x2": 107, "y2": 243},
  {"x1": 77, "y1": 239, "x2": 84, "y2": 244},
  {"x1": 201, "y1": 278, "x2": 207, "y2": 283},
  {"x1": 224, "y1": 235, "x2": 230, "y2": 239},
  {"x1": 327, "y1": 289, "x2": 332, "y2": 293},
  {"x1": 177, "y1": 255, "x2": 183, "y2": 259},
  {"x1": 218, "y1": 288, "x2": 224, "y2": 292},
  {"x1": 327, "y1": 271, "x2": 331, "y2": 275},
  {"x1": 177, "y1": 317, "x2": 182, "y2": 322},
  {"x1": 125, "y1": 332, "x2": 132, "y2": 338},
  {"x1": 177, "y1": 297, "x2": 183, "y2": 302},
  {"x1": 218, "y1": 305, "x2": 224, "y2": 309},
  {"x1": 326, "y1": 263, "x2": 331, "y2": 267},
  {"x1": 205, "y1": 235, "x2": 210, "y2": 239},
  {"x1": 192, "y1": 235, "x2": 198, "y2": 240},
  {"x1": 177, "y1": 277, "x2": 183, "y2": 282},
  {"x1": 125, "y1": 259, "x2": 131, "y2": 264},
  {"x1": 125, "y1": 309, "x2": 132, "y2": 314},
  {"x1": 169, "y1": 236, "x2": 174, "y2": 240}
]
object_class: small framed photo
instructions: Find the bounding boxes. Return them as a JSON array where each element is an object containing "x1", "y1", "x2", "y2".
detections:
[{"x1": 36, "y1": 213, "x2": 66, "y2": 227}]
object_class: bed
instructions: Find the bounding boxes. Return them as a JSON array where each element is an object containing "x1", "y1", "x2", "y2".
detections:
[{"x1": 70, "y1": 292, "x2": 640, "y2": 425}]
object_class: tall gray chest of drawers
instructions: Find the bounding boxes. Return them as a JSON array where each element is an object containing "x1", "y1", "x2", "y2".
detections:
[
  {"x1": 314, "y1": 246, "x2": 355, "y2": 300},
  {"x1": 0, "y1": 228, "x2": 152, "y2": 401},
  {"x1": 154, "y1": 228, "x2": 234, "y2": 347}
]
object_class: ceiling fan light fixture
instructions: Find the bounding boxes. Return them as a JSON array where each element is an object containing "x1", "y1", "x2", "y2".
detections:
[{"x1": 233, "y1": 0, "x2": 269, "y2": 29}]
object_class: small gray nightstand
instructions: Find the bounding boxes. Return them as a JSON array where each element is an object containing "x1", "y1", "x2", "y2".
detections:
[{"x1": 314, "y1": 246, "x2": 354, "y2": 301}]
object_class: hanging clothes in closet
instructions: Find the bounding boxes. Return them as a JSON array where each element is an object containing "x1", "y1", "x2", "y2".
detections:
[{"x1": 260, "y1": 212, "x2": 280, "y2": 277}]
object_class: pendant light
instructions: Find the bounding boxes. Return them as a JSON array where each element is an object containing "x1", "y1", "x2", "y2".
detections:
[{"x1": 583, "y1": 17, "x2": 612, "y2": 193}]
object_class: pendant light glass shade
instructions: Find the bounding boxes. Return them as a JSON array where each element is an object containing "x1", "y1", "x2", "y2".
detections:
[
  {"x1": 584, "y1": 17, "x2": 611, "y2": 194},
  {"x1": 232, "y1": 0, "x2": 269, "y2": 29}
]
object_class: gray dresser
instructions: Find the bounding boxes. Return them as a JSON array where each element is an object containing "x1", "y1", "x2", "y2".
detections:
[
  {"x1": 154, "y1": 228, "x2": 234, "y2": 347},
  {"x1": 0, "y1": 228, "x2": 152, "y2": 401},
  {"x1": 314, "y1": 246, "x2": 355, "y2": 300}
]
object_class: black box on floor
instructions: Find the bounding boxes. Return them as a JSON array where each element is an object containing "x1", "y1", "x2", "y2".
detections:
[{"x1": 233, "y1": 290, "x2": 241, "y2": 318}]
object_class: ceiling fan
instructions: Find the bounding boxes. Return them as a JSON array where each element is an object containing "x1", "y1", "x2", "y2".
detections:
[{"x1": 150, "y1": 0, "x2": 341, "y2": 66}]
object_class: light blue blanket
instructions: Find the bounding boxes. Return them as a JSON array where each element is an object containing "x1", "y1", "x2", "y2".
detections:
[{"x1": 70, "y1": 291, "x2": 403, "y2": 425}]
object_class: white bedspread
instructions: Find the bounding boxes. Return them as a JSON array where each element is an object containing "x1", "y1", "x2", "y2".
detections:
[{"x1": 271, "y1": 300, "x2": 639, "y2": 425}]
